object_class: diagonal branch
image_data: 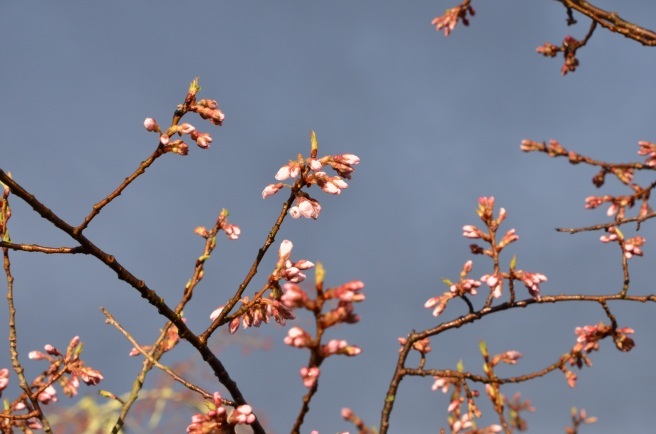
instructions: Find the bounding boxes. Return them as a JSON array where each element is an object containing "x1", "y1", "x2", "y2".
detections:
[{"x1": 0, "y1": 169, "x2": 266, "y2": 434}]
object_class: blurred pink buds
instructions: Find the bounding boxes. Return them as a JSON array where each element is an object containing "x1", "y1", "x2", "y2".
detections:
[
  {"x1": 398, "y1": 336, "x2": 431, "y2": 355},
  {"x1": 638, "y1": 140, "x2": 656, "y2": 167},
  {"x1": 300, "y1": 366, "x2": 320, "y2": 388},
  {"x1": 0, "y1": 369, "x2": 8, "y2": 392},
  {"x1": 284, "y1": 326, "x2": 313, "y2": 348},
  {"x1": 320, "y1": 339, "x2": 361, "y2": 357},
  {"x1": 536, "y1": 42, "x2": 559, "y2": 57},
  {"x1": 431, "y1": 4, "x2": 475, "y2": 36}
]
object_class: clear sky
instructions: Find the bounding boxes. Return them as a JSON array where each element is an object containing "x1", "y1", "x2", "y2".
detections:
[{"x1": 1, "y1": 1, "x2": 655, "y2": 433}]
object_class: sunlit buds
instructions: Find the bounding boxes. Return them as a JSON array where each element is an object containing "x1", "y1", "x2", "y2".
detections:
[
  {"x1": 275, "y1": 162, "x2": 302, "y2": 181},
  {"x1": 159, "y1": 134, "x2": 170, "y2": 145},
  {"x1": 308, "y1": 157, "x2": 323, "y2": 171},
  {"x1": 289, "y1": 196, "x2": 321, "y2": 219},
  {"x1": 520, "y1": 139, "x2": 545, "y2": 152},
  {"x1": 176, "y1": 123, "x2": 196, "y2": 135},
  {"x1": 516, "y1": 270, "x2": 546, "y2": 299},
  {"x1": 194, "y1": 226, "x2": 209, "y2": 238},
  {"x1": 193, "y1": 103, "x2": 225, "y2": 126},
  {"x1": 262, "y1": 183, "x2": 284, "y2": 199},
  {"x1": 191, "y1": 130, "x2": 212, "y2": 149},
  {"x1": 476, "y1": 196, "x2": 495, "y2": 223},
  {"x1": 536, "y1": 42, "x2": 559, "y2": 57},
  {"x1": 498, "y1": 228, "x2": 519, "y2": 249},
  {"x1": 144, "y1": 117, "x2": 160, "y2": 132},
  {"x1": 424, "y1": 292, "x2": 455, "y2": 317},
  {"x1": 320, "y1": 339, "x2": 361, "y2": 357},
  {"x1": 163, "y1": 140, "x2": 189, "y2": 156},
  {"x1": 398, "y1": 336, "x2": 431, "y2": 355}
]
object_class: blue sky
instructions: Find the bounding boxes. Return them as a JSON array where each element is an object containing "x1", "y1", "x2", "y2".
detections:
[{"x1": 1, "y1": 1, "x2": 655, "y2": 432}]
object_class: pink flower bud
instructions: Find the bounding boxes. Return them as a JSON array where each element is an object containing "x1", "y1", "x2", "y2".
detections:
[{"x1": 144, "y1": 118, "x2": 159, "y2": 132}]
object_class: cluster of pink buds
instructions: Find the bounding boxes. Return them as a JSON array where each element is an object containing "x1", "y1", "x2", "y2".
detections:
[
  {"x1": 142, "y1": 80, "x2": 223, "y2": 155},
  {"x1": 269, "y1": 240, "x2": 315, "y2": 284},
  {"x1": 144, "y1": 117, "x2": 215, "y2": 154},
  {"x1": 186, "y1": 392, "x2": 255, "y2": 434},
  {"x1": 262, "y1": 132, "x2": 359, "y2": 220},
  {"x1": 398, "y1": 336, "x2": 431, "y2": 355},
  {"x1": 281, "y1": 266, "x2": 365, "y2": 388},
  {"x1": 129, "y1": 319, "x2": 184, "y2": 357},
  {"x1": 195, "y1": 209, "x2": 241, "y2": 241},
  {"x1": 28, "y1": 336, "x2": 104, "y2": 399},
  {"x1": 211, "y1": 296, "x2": 295, "y2": 335},
  {"x1": 573, "y1": 322, "x2": 635, "y2": 354},
  {"x1": 600, "y1": 226, "x2": 645, "y2": 259},
  {"x1": 431, "y1": 2, "x2": 475, "y2": 36},
  {"x1": 638, "y1": 140, "x2": 656, "y2": 167},
  {"x1": 427, "y1": 198, "x2": 548, "y2": 313}
]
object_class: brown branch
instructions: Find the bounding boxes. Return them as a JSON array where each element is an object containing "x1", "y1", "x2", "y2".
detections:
[
  {"x1": 557, "y1": 0, "x2": 656, "y2": 46},
  {"x1": 109, "y1": 216, "x2": 226, "y2": 433},
  {"x1": 0, "y1": 242, "x2": 85, "y2": 254},
  {"x1": 101, "y1": 308, "x2": 216, "y2": 402},
  {"x1": 201, "y1": 170, "x2": 309, "y2": 341},
  {"x1": 556, "y1": 211, "x2": 656, "y2": 234},
  {"x1": 0, "y1": 169, "x2": 267, "y2": 434},
  {"x1": 379, "y1": 292, "x2": 656, "y2": 434},
  {"x1": 75, "y1": 147, "x2": 164, "y2": 234}
]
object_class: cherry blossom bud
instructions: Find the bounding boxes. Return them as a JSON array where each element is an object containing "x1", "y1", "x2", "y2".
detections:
[
  {"x1": 159, "y1": 134, "x2": 170, "y2": 145},
  {"x1": 210, "y1": 306, "x2": 224, "y2": 321},
  {"x1": 279, "y1": 240, "x2": 293, "y2": 258},
  {"x1": 177, "y1": 123, "x2": 196, "y2": 134},
  {"x1": 0, "y1": 369, "x2": 9, "y2": 391},
  {"x1": 262, "y1": 183, "x2": 284, "y2": 199},
  {"x1": 308, "y1": 158, "x2": 323, "y2": 171},
  {"x1": 300, "y1": 366, "x2": 320, "y2": 388},
  {"x1": 144, "y1": 118, "x2": 159, "y2": 132}
]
